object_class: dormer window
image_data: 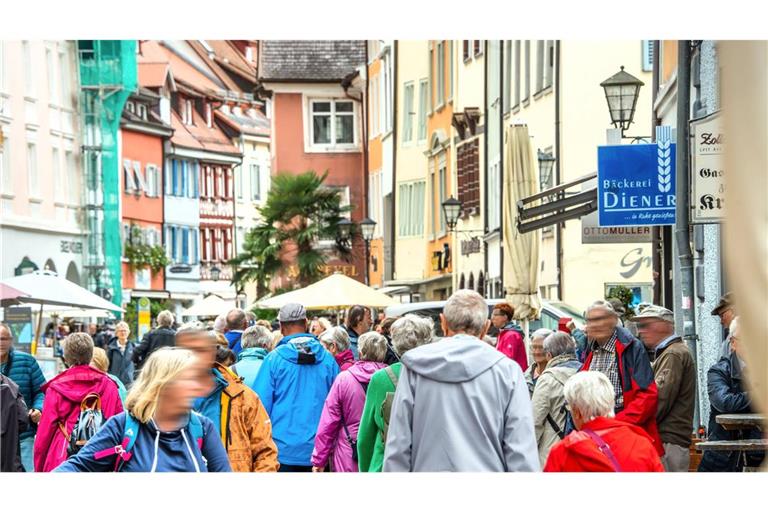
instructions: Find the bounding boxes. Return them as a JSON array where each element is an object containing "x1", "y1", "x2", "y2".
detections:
[
  {"x1": 137, "y1": 103, "x2": 148, "y2": 121},
  {"x1": 181, "y1": 98, "x2": 194, "y2": 126},
  {"x1": 245, "y1": 46, "x2": 254, "y2": 62},
  {"x1": 126, "y1": 101, "x2": 135, "y2": 113},
  {"x1": 205, "y1": 103, "x2": 212, "y2": 127}
]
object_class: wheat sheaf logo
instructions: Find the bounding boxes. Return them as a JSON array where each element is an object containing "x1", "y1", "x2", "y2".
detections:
[{"x1": 657, "y1": 140, "x2": 672, "y2": 193}]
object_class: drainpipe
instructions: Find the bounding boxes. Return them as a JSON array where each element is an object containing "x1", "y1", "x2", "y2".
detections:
[
  {"x1": 498, "y1": 41, "x2": 504, "y2": 298},
  {"x1": 391, "y1": 41, "x2": 398, "y2": 283},
  {"x1": 651, "y1": 40, "x2": 663, "y2": 306},
  {"x1": 554, "y1": 40, "x2": 563, "y2": 300},
  {"x1": 483, "y1": 41, "x2": 489, "y2": 297},
  {"x1": 675, "y1": 41, "x2": 699, "y2": 425}
]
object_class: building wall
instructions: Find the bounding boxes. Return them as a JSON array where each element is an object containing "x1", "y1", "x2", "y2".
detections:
[
  {"x1": 557, "y1": 40, "x2": 655, "y2": 311},
  {"x1": 393, "y1": 40, "x2": 430, "y2": 288},
  {"x1": 0, "y1": 40, "x2": 85, "y2": 284}
]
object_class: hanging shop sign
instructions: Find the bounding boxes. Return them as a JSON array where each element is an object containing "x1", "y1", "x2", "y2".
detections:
[{"x1": 690, "y1": 111, "x2": 724, "y2": 224}]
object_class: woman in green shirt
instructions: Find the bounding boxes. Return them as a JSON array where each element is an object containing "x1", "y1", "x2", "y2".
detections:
[{"x1": 356, "y1": 314, "x2": 434, "y2": 472}]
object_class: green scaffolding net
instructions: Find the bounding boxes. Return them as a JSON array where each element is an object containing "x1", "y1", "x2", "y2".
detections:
[{"x1": 78, "y1": 40, "x2": 137, "y2": 310}]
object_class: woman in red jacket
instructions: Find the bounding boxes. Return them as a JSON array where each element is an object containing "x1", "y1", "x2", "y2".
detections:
[
  {"x1": 492, "y1": 303, "x2": 528, "y2": 372},
  {"x1": 544, "y1": 371, "x2": 664, "y2": 472}
]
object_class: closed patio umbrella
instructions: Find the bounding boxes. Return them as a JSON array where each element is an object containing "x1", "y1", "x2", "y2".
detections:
[{"x1": 182, "y1": 294, "x2": 236, "y2": 318}]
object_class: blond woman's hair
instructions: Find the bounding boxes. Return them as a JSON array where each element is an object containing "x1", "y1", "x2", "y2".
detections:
[
  {"x1": 91, "y1": 347, "x2": 109, "y2": 372},
  {"x1": 125, "y1": 347, "x2": 198, "y2": 423}
]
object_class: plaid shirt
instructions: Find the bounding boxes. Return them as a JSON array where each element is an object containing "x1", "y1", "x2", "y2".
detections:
[{"x1": 588, "y1": 330, "x2": 624, "y2": 411}]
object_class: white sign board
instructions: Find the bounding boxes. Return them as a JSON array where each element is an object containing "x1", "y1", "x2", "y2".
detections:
[{"x1": 690, "y1": 111, "x2": 724, "y2": 224}]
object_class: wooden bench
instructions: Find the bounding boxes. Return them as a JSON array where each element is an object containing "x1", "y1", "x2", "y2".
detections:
[
  {"x1": 696, "y1": 439, "x2": 767, "y2": 471},
  {"x1": 716, "y1": 414, "x2": 765, "y2": 431}
]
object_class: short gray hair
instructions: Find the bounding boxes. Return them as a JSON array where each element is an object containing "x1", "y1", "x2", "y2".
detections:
[
  {"x1": 531, "y1": 328, "x2": 554, "y2": 343},
  {"x1": 358, "y1": 332, "x2": 388, "y2": 362},
  {"x1": 391, "y1": 314, "x2": 434, "y2": 356},
  {"x1": 241, "y1": 325, "x2": 273, "y2": 350},
  {"x1": 63, "y1": 332, "x2": 94, "y2": 367},
  {"x1": 213, "y1": 314, "x2": 227, "y2": 333},
  {"x1": 157, "y1": 310, "x2": 174, "y2": 327},
  {"x1": 443, "y1": 289, "x2": 488, "y2": 336},
  {"x1": 543, "y1": 332, "x2": 576, "y2": 358},
  {"x1": 564, "y1": 371, "x2": 616, "y2": 420},
  {"x1": 176, "y1": 321, "x2": 215, "y2": 345},
  {"x1": 729, "y1": 316, "x2": 740, "y2": 338},
  {"x1": 319, "y1": 326, "x2": 350, "y2": 352},
  {"x1": 585, "y1": 300, "x2": 619, "y2": 318}
]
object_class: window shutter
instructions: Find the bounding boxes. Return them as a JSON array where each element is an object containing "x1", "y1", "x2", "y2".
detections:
[{"x1": 642, "y1": 40, "x2": 653, "y2": 72}]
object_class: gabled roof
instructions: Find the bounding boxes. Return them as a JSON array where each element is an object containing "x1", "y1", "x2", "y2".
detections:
[
  {"x1": 215, "y1": 107, "x2": 270, "y2": 138},
  {"x1": 259, "y1": 40, "x2": 365, "y2": 82},
  {"x1": 170, "y1": 106, "x2": 240, "y2": 156},
  {"x1": 198, "y1": 40, "x2": 257, "y2": 85},
  {"x1": 186, "y1": 40, "x2": 243, "y2": 92}
]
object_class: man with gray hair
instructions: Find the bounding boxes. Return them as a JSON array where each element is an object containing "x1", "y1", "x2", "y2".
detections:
[
  {"x1": 231, "y1": 325, "x2": 274, "y2": 389},
  {"x1": 531, "y1": 332, "x2": 581, "y2": 466},
  {"x1": 635, "y1": 305, "x2": 695, "y2": 472},
  {"x1": 579, "y1": 299, "x2": 663, "y2": 457},
  {"x1": 383, "y1": 290, "x2": 539, "y2": 472},
  {"x1": 225, "y1": 308, "x2": 249, "y2": 357},
  {"x1": 132, "y1": 309, "x2": 176, "y2": 371}
]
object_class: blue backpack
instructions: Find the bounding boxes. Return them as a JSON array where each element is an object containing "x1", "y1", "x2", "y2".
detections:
[{"x1": 94, "y1": 413, "x2": 205, "y2": 472}]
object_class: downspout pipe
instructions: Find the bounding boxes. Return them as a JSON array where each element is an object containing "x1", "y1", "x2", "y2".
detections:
[
  {"x1": 554, "y1": 40, "x2": 563, "y2": 300},
  {"x1": 651, "y1": 40, "x2": 663, "y2": 306},
  {"x1": 675, "y1": 41, "x2": 700, "y2": 426}
]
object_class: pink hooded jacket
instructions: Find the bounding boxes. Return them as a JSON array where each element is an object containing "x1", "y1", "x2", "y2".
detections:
[
  {"x1": 311, "y1": 361, "x2": 387, "y2": 472},
  {"x1": 34, "y1": 365, "x2": 123, "y2": 472}
]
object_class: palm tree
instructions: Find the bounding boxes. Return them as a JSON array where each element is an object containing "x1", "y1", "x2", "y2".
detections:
[{"x1": 229, "y1": 170, "x2": 352, "y2": 296}]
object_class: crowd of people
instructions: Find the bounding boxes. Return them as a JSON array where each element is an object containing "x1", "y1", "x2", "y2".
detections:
[{"x1": 0, "y1": 289, "x2": 763, "y2": 472}]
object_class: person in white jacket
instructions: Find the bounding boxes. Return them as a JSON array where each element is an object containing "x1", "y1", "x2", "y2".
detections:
[{"x1": 382, "y1": 290, "x2": 540, "y2": 472}]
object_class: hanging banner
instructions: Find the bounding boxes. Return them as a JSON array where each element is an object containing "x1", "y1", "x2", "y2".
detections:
[
  {"x1": 3, "y1": 307, "x2": 33, "y2": 353},
  {"x1": 690, "y1": 111, "x2": 725, "y2": 224},
  {"x1": 137, "y1": 297, "x2": 151, "y2": 339}
]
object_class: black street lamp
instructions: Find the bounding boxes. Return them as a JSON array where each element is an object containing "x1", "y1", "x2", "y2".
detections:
[
  {"x1": 600, "y1": 66, "x2": 644, "y2": 138},
  {"x1": 337, "y1": 218, "x2": 353, "y2": 243},
  {"x1": 537, "y1": 149, "x2": 556, "y2": 190},
  {"x1": 360, "y1": 217, "x2": 377, "y2": 242},
  {"x1": 441, "y1": 196, "x2": 463, "y2": 232},
  {"x1": 210, "y1": 265, "x2": 221, "y2": 282}
]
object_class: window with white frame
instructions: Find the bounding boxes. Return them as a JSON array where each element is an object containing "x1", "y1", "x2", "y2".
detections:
[
  {"x1": 463, "y1": 40, "x2": 471, "y2": 62},
  {"x1": 137, "y1": 103, "x2": 148, "y2": 121},
  {"x1": 22, "y1": 41, "x2": 34, "y2": 97},
  {"x1": 428, "y1": 46, "x2": 433, "y2": 113},
  {"x1": 382, "y1": 52, "x2": 393, "y2": 133},
  {"x1": 398, "y1": 180, "x2": 425, "y2": 237},
  {"x1": 324, "y1": 185, "x2": 351, "y2": 219},
  {"x1": 216, "y1": 167, "x2": 224, "y2": 199},
  {"x1": 402, "y1": 82, "x2": 414, "y2": 143},
  {"x1": 524, "y1": 41, "x2": 531, "y2": 102},
  {"x1": 488, "y1": 159, "x2": 501, "y2": 230},
  {"x1": 250, "y1": 163, "x2": 261, "y2": 200},
  {"x1": 1, "y1": 133, "x2": 12, "y2": 193},
  {"x1": 145, "y1": 164, "x2": 159, "y2": 197},
  {"x1": 245, "y1": 46, "x2": 254, "y2": 62},
  {"x1": 188, "y1": 161, "x2": 198, "y2": 198},
  {"x1": 59, "y1": 49, "x2": 71, "y2": 106},
  {"x1": 46, "y1": 47, "x2": 58, "y2": 105},
  {"x1": 226, "y1": 168, "x2": 233, "y2": 200},
  {"x1": 544, "y1": 41, "x2": 554, "y2": 90},
  {"x1": 182, "y1": 98, "x2": 194, "y2": 125},
  {"x1": 474, "y1": 40, "x2": 483, "y2": 57},
  {"x1": 418, "y1": 79, "x2": 428, "y2": 141},
  {"x1": 126, "y1": 101, "x2": 135, "y2": 114},
  {"x1": 514, "y1": 41, "x2": 521, "y2": 109},
  {"x1": 438, "y1": 153, "x2": 447, "y2": 234},
  {"x1": 52, "y1": 148, "x2": 62, "y2": 196},
  {"x1": 370, "y1": 78, "x2": 379, "y2": 138},
  {"x1": 205, "y1": 103, "x2": 212, "y2": 127},
  {"x1": 436, "y1": 41, "x2": 445, "y2": 107},
  {"x1": 369, "y1": 171, "x2": 383, "y2": 238},
  {"x1": 133, "y1": 161, "x2": 147, "y2": 194},
  {"x1": 429, "y1": 159, "x2": 437, "y2": 236},
  {"x1": 503, "y1": 41, "x2": 511, "y2": 113},
  {"x1": 66, "y1": 150, "x2": 77, "y2": 203},
  {"x1": 448, "y1": 40, "x2": 453, "y2": 101},
  {"x1": 536, "y1": 41, "x2": 545, "y2": 92},
  {"x1": 310, "y1": 99, "x2": 355, "y2": 146},
  {"x1": 27, "y1": 142, "x2": 39, "y2": 197},
  {"x1": 235, "y1": 165, "x2": 243, "y2": 200}
]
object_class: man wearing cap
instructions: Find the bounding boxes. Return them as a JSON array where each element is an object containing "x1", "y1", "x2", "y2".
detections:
[
  {"x1": 635, "y1": 305, "x2": 696, "y2": 472},
  {"x1": 711, "y1": 292, "x2": 736, "y2": 358},
  {"x1": 253, "y1": 303, "x2": 339, "y2": 472}
]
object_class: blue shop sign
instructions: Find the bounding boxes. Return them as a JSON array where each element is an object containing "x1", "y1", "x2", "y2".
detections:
[{"x1": 597, "y1": 142, "x2": 676, "y2": 227}]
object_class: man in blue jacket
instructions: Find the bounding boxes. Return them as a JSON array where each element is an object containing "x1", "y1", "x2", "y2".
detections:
[
  {"x1": 0, "y1": 323, "x2": 46, "y2": 472},
  {"x1": 224, "y1": 309, "x2": 249, "y2": 357},
  {"x1": 253, "y1": 303, "x2": 338, "y2": 472}
]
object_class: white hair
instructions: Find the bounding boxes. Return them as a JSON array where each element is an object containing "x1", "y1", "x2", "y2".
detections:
[
  {"x1": 319, "y1": 326, "x2": 350, "y2": 352},
  {"x1": 564, "y1": 371, "x2": 616, "y2": 421},
  {"x1": 213, "y1": 314, "x2": 227, "y2": 333},
  {"x1": 543, "y1": 332, "x2": 576, "y2": 357},
  {"x1": 531, "y1": 328, "x2": 554, "y2": 342},
  {"x1": 585, "y1": 300, "x2": 619, "y2": 318},
  {"x1": 358, "y1": 332, "x2": 388, "y2": 362},
  {"x1": 391, "y1": 314, "x2": 434, "y2": 356},
  {"x1": 729, "y1": 316, "x2": 740, "y2": 338},
  {"x1": 241, "y1": 325, "x2": 273, "y2": 350},
  {"x1": 313, "y1": 317, "x2": 332, "y2": 333},
  {"x1": 157, "y1": 310, "x2": 175, "y2": 328},
  {"x1": 443, "y1": 289, "x2": 488, "y2": 336}
]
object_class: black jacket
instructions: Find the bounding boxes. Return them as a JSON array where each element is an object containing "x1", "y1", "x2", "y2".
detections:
[
  {"x1": 1, "y1": 374, "x2": 30, "y2": 472},
  {"x1": 698, "y1": 352, "x2": 765, "y2": 472},
  {"x1": 107, "y1": 338, "x2": 136, "y2": 387},
  {"x1": 132, "y1": 327, "x2": 176, "y2": 370}
]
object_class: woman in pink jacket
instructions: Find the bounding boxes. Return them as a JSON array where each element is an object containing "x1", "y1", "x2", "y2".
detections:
[
  {"x1": 34, "y1": 333, "x2": 123, "y2": 472},
  {"x1": 311, "y1": 332, "x2": 388, "y2": 472}
]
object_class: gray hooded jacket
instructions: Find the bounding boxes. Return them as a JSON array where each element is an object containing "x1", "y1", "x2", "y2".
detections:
[{"x1": 382, "y1": 334, "x2": 540, "y2": 472}]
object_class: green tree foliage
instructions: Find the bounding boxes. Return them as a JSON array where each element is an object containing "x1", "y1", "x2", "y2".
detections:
[{"x1": 229, "y1": 170, "x2": 352, "y2": 294}]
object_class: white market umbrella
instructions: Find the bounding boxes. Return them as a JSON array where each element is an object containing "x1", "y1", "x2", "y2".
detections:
[
  {"x1": 502, "y1": 124, "x2": 542, "y2": 360},
  {"x1": 255, "y1": 272, "x2": 398, "y2": 310},
  {"x1": 182, "y1": 294, "x2": 235, "y2": 318}
]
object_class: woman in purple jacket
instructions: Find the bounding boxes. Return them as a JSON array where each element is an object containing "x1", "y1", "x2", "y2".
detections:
[{"x1": 311, "y1": 332, "x2": 389, "y2": 472}]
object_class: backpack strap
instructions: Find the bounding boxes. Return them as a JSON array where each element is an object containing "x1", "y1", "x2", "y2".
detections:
[
  {"x1": 383, "y1": 366, "x2": 399, "y2": 388},
  {"x1": 582, "y1": 428, "x2": 622, "y2": 472},
  {"x1": 94, "y1": 414, "x2": 140, "y2": 472},
  {"x1": 219, "y1": 391, "x2": 231, "y2": 450},
  {"x1": 188, "y1": 412, "x2": 205, "y2": 450},
  {"x1": 546, "y1": 412, "x2": 566, "y2": 440}
]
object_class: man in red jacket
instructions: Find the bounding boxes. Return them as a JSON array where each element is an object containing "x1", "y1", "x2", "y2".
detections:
[
  {"x1": 579, "y1": 300, "x2": 663, "y2": 456},
  {"x1": 544, "y1": 371, "x2": 664, "y2": 472}
]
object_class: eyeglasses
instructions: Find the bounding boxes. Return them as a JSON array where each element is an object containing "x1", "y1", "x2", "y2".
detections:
[{"x1": 585, "y1": 314, "x2": 615, "y2": 323}]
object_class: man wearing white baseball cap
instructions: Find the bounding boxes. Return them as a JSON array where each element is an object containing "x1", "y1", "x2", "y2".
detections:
[{"x1": 635, "y1": 305, "x2": 696, "y2": 472}]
